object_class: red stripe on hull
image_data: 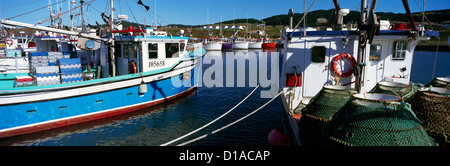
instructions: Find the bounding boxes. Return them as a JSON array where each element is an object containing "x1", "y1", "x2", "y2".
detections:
[{"x1": 0, "y1": 86, "x2": 197, "y2": 139}]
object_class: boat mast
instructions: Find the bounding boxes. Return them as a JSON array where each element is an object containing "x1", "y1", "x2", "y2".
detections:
[
  {"x1": 355, "y1": 0, "x2": 379, "y2": 93},
  {"x1": 110, "y1": 0, "x2": 116, "y2": 77},
  {"x1": 70, "y1": 0, "x2": 75, "y2": 31},
  {"x1": 333, "y1": 0, "x2": 341, "y2": 30},
  {"x1": 80, "y1": 0, "x2": 86, "y2": 32},
  {"x1": 48, "y1": 0, "x2": 54, "y2": 28}
]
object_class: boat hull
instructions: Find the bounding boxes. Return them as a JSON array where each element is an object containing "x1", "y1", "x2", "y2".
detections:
[
  {"x1": 262, "y1": 42, "x2": 276, "y2": 49},
  {"x1": 222, "y1": 42, "x2": 232, "y2": 50},
  {"x1": 204, "y1": 42, "x2": 222, "y2": 51},
  {"x1": 0, "y1": 59, "x2": 201, "y2": 138},
  {"x1": 233, "y1": 42, "x2": 249, "y2": 50},
  {"x1": 248, "y1": 42, "x2": 262, "y2": 49}
]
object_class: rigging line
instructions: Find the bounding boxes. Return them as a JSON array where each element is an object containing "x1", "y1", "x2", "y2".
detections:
[
  {"x1": 136, "y1": 5, "x2": 162, "y2": 27},
  {"x1": 291, "y1": 0, "x2": 318, "y2": 35},
  {"x1": 133, "y1": 0, "x2": 169, "y2": 25},
  {"x1": 0, "y1": 0, "x2": 40, "y2": 11},
  {"x1": 160, "y1": 85, "x2": 260, "y2": 146},
  {"x1": 431, "y1": 42, "x2": 439, "y2": 80},
  {"x1": 6, "y1": 0, "x2": 69, "y2": 20},
  {"x1": 177, "y1": 91, "x2": 283, "y2": 146},
  {"x1": 124, "y1": 0, "x2": 140, "y2": 27}
]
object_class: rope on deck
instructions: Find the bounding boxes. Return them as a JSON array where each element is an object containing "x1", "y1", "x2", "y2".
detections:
[
  {"x1": 160, "y1": 85, "x2": 260, "y2": 146},
  {"x1": 177, "y1": 91, "x2": 282, "y2": 146}
]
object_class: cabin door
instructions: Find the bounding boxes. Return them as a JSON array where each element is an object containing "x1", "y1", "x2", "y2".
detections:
[
  {"x1": 366, "y1": 40, "x2": 387, "y2": 90},
  {"x1": 116, "y1": 42, "x2": 139, "y2": 75},
  {"x1": 303, "y1": 41, "x2": 333, "y2": 97}
]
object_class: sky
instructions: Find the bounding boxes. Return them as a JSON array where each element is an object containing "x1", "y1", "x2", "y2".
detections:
[{"x1": 0, "y1": 0, "x2": 449, "y2": 27}]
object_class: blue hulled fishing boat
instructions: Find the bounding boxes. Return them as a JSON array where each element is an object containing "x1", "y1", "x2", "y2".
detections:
[{"x1": 0, "y1": 1, "x2": 205, "y2": 138}]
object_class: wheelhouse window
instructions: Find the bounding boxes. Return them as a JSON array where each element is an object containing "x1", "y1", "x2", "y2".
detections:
[
  {"x1": 311, "y1": 46, "x2": 326, "y2": 63},
  {"x1": 165, "y1": 43, "x2": 180, "y2": 58},
  {"x1": 180, "y1": 43, "x2": 185, "y2": 52},
  {"x1": 393, "y1": 41, "x2": 407, "y2": 60},
  {"x1": 124, "y1": 45, "x2": 129, "y2": 58},
  {"x1": 124, "y1": 44, "x2": 137, "y2": 58},
  {"x1": 130, "y1": 45, "x2": 137, "y2": 58},
  {"x1": 369, "y1": 44, "x2": 382, "y2": 61},
  {"x1": 115, "y1": 43, "x2": 121, "y2": 57},
  {"x1": 148, "y1": 43, "x2": 158, "y2": 59}
]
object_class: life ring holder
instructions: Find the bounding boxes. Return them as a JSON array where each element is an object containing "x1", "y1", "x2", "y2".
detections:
[
  {"x1": 331, "y1": 53, "x2": 356, "y2": 77},
  {"x1": 6, "y1": 39, "x2": 13, "y2": 46}
]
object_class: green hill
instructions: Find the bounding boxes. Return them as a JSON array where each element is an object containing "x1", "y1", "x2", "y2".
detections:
[{"x1": 261, "y1": 9, "x2": 450, "y2": 26}]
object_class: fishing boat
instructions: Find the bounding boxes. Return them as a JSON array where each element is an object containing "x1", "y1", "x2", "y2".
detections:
[
  {"x1": 222, "y1": 39, "x2": 233, "y2": 50},
  {"x1": 188, "y1": 38, "x2": 203, "y2": 50},
  {"x1": 3, "y1": 36, "x2": 36, "y2": 52},
  {"x1": 204, "y1": 38, "x2": 223, "y2": 51},
  {"x1": 261, "y1": 41, "x2": 276, "y2": 49},
  {"x1": 233, "y1": 38, "x2": 249, "y2": 50},
  {"x1": 0, "y1": 13, "x2": 205, "y2": 138},
  {"x1": 277, "y1": 0, "x2": 441, "y2": 146},
  {"x1": 248, "y1": 39, "x2": 263, "y2": 49}
]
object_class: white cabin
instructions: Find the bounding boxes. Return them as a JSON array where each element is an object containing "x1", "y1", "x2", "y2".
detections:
[{"x1": 280, "y1": 27, "x2": 438, "y2": 111}]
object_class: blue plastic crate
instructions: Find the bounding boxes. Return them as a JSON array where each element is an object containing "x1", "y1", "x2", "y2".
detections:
[
  {"x1": 60, "y1": 67, "x2": 81, "y2": 74},
  {"x1": 36, "y1": 73, "x2": 59, "y2": 77},
  {"x1": 61, "y1": 77, "x2": 82, "y2": 83},
  {"x1": 63, "y1": 51, "x2": 77, "y2": 58},
  {"x1": 58, "y1": 58, "x2": 81, "y2": 66},
  {"x1": 30, "y1": 52, "x2": 43, "y2": 57}
]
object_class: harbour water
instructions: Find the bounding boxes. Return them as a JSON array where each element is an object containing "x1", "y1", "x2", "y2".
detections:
[{"x1": 0, "y1": 49, "x2": 448, "y2": 146}]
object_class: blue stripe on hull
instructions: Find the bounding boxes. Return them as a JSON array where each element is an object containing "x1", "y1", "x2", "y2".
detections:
[{"x1": 0, "y1": 67, "x2": 198, "y2": 132}]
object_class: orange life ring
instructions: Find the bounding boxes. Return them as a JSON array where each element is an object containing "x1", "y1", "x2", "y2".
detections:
[
  {"x1": 128, "y1": 62, "x2": 137, "y2": 74},
  {"x1": 331, "y1": 53, "x2": 356, "y2": 77},
  {"x1": 6, "y1": 39, "x2": 13, "y2": 46}
]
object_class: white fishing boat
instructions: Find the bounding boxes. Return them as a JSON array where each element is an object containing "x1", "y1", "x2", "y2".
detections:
[
  {"x1": 275, "y1": 0, "x2": 442, "y2": 146},
  {"x1": 203, "y1": 38, "x2": 222, "y2": 51},
  {"x1": 233, "y1": 38, "x2": 248, "y2": 50},
  {"x1": 248, "y1": 39, "x2": 262, "y2": 49}
]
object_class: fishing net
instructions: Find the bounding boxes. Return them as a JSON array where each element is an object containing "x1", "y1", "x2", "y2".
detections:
[
  {"x1": 407, "y1": 87, "x2": 450, "y2": 146},
  {"x1": 426, "y1": 77, "x2": 450, "y2": 89},
  {"x1": 369, "y1": 81, "x2": 421, "y2": 101},
  {"x1": 322, "y1": 93, "x2": 437, "y2": 146},
  {"x1": 298, "y1": 86, "x2": 356, "y2": 145}
]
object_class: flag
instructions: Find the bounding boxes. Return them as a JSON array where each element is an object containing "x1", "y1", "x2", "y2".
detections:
[{"x1": 137, "y1": 0, "x2": 150, "y2": 11}]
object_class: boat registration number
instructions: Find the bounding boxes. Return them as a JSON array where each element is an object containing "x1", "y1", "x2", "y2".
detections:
[{"x1": 149, "y1": 60, "x2": 166, "y2": 68}]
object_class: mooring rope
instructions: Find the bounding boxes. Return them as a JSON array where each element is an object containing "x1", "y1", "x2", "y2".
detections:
[
  {"x1": 177, "y1": 91, "x2": 283, "y2": 146},
  {"x1": 160, "y1": 85, "x2": 260, "y2": 146}
]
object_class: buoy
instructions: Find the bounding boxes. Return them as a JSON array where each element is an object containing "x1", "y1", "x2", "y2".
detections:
[
  {"x1": 138, "y1": 79, "x2": 147, "y2": 94},
  {"x1": 268, "y1": 128, "x2": 287, "y2": 146}
]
